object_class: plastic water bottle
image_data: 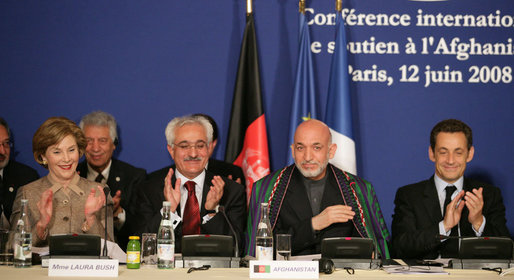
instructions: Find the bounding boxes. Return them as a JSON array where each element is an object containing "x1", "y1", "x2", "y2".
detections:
[
  {"x1": 157, "y1": 201, "x2": 175, "y2": 269},
  {"x1": 14, "y1": 199, "x2": 31, "y2": 268},
  {"x1": 256, "y1": 203, "x2": 273, "y2": 260}
]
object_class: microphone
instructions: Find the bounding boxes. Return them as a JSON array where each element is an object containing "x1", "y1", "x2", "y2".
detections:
[
  {"x1": 103, "y1": 186, "x2": 110, "y2": 198},
  {"x1": 437, "y1": 234, "x2": 466, "y2": 240},
  {"x1": 218, "y1": 205, "x2": 239, "y2": 258},
  {"x1": 0, "y1": 204, "x2": 4, "y2": 229},
  {"x1": 102, "y1": 186, "x2": 110, "y2": 257}
]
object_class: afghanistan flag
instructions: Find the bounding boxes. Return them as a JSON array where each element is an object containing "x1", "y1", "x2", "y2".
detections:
[{"x1": 225, "y1": 13, "x2": 270, "y2": 198}]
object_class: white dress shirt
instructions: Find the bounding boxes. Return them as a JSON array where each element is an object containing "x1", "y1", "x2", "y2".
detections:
[
  {"x1": 168, "y1": 169, "x2": 213, "y2": 229},
  {"x1": 434, "y1": 174, "x2": 485, "y2": 238}
]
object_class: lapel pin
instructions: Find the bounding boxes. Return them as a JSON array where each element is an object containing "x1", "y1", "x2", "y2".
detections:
[{"x1": 116, "y1": 177, "x2": 121, "y2": 182}]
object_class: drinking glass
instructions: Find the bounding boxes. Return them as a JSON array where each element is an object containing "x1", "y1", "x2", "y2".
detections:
[
  {"x1": 0, "y1": 230, "x2": 13, "y2": 265},
  {"x1": 141, "y1": 233, "x2": 157, "y2": 266},
  {"x1": 275, "y1": 234, "x2": 291, "y2": 261}
]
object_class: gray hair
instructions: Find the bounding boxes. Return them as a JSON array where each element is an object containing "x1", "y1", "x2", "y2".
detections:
[
  {"x1": 165, "y1": 115, "x2": 213, "y2": 146},
  {"x1": 79, "y1": 111, "x2": 118, "y2": 143},
  {"x1": 0, "y1": 117, "x2": 11, "y2": 138}
]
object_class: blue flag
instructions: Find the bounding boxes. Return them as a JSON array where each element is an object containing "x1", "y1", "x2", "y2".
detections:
[
  {"x1": 325, "y1": 12, "x2": 357, "y2": 174},
  {"x1": 286, "y1": 13, "x2": 317, "y2": 165}
]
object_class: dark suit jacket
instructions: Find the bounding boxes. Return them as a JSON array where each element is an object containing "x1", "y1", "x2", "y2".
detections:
[
  {"x1": 274, "y1": 168, "x2": 359, "y2": 255},
  {"x1": 391, "y1": 176, "x2": 509, "y2": 259},
  {"x1": 207, "y1": 159, "x2": 245, "y2": 186},
  {"x1": 77, "y1": 158, "x2": 146, "y2": 250},
  {"x1": 1, "y1": 160, "x2": 39, "y2": 222},
  {"x1": 133, "y1": 167, "x2": 246, "y2": 255}
]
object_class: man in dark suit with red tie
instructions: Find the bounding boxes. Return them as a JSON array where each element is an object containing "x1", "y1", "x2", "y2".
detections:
[
  {"x1": 134, "y1": 115, "x2": 246, "y2": 254},
  {"x1": 391, "y1": 119, "x2": 509, "y2": 259}
]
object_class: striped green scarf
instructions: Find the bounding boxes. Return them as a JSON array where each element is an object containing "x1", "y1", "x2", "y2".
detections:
[{"x1": 245, "y1": 164, "x2": 391, "y2": 258}]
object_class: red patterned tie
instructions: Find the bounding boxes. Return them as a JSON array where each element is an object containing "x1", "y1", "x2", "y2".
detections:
[{"x1": 182, "y1": 180, "x2": 200, "y2": 235}]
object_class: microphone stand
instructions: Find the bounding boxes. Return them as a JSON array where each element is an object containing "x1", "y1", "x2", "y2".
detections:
[
  {"x1": 176, "y1": 206, "x2": 240, "y2": 268},
  {"x1": 0, "y1": 205, "x2": 4, "y2": 229},
  {"x1": 219, "y1": 206, "x2": 239, "y2": 258},
  {"x1": 368, "y1": 238, "x2": 381, "y2": 269},
  {"x1": 102, "y1": 187, "x2": 110, "y2": 258}
]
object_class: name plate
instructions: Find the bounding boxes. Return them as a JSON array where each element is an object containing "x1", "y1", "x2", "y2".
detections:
[
  {"x1": 250, "y1": 260, "x2": 319, "y2": 279},
  {"x1": 48, "y1": 258, "x2": 118, "y2": 277}
]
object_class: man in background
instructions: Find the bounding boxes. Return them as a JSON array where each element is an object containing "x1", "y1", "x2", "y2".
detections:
[
  {"x1": 0, "y1": 117, "x2": 39, "y2": 230},
  {"x1": 77, "y1": 111, "x2": 146, "y2": 250},
  {"x1": 192, "y1": 113, "x2": 244, "y2": 184}
]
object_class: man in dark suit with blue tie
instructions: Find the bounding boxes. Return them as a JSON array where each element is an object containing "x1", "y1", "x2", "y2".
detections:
[
  {"x1": 76, "y1": 111, "x2": 146, "y2": 250},
  {"x1": 392, "y1": 119, "x2": 509, "y2": 259}
]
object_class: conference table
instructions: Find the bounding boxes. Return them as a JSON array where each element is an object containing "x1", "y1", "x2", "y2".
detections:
[{"x1": 1, "y1": 265, "x2": 511, "y2": 279}]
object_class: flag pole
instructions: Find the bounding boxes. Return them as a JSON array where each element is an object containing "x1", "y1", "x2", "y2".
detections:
[
  {"x1": 247, "y1": 0, "x2": 252, "y2": 15},
  {"x1": 325, "y1": 0, "x2": 358, "y2": 175},
  {"x1": 286, "y1": 0, "x2": 318, "y2": 166}
]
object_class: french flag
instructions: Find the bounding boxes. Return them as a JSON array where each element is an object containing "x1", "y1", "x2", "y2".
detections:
[{"x1": 325, "y1": 12, "x2": 357, "y2": 175}]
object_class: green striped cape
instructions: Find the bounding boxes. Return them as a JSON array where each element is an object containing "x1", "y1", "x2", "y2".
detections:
[{"x1": 244, "y1": 164, "x2": 391, "y2": 258}]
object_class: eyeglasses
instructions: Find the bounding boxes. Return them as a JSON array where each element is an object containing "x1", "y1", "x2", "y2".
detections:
[
  {"x1": 0, "y1": 141, "x2": 12, "y2": 149},
  {"x1": 173, "y1": 141, "x2": 208, "y2": 151}
]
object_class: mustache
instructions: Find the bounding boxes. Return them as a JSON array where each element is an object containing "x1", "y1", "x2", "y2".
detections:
[
  {"x1": 0, "y1": 154, "x2": 6, "y2": 160},
  {"x1": 184, "y1": 156, "x2": 203, "y2": 162},
  {"x1": 301, "y1": 160, "x2": 320, "y2": 166}
]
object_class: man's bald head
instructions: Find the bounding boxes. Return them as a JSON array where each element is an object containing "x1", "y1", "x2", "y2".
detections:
[{"x1": 294, "y1": 119, "x2": 332, "y2": 145}]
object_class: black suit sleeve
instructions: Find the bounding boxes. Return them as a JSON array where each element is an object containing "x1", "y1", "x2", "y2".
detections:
[
  {"x1": 2, "y1": 161, "x2": 39, "y2": 222},
  {"x1": 133, "y1": 179, "x2": 185, "y2": 251},
  {"x1": 130, "y1": 171, "x2": 167, "y2": 237},
  {"x1": 200, "y1": 178, "x2": 246, "y2": 255},
  {"x1": 207, "y1": 159, "x2": 246, "y2": 187},
  {"x1": 391, "y1": 187, "x2": 441, "y2": 259},
  {"x1": 103, "y1": 160, "x2": 147, "y2": 251},
  {"x1": 119, "y1": 168, "x2": 147, "y2": 213},
  {"x1": 273, "y1": 201, "x2": 361, "y2": 255},
  {"x1": 480, "y1": 185, "x2": 510, "y2": 237},
  {"x1": 275, "y1": 211, "x2": 317, "y2": 254}
]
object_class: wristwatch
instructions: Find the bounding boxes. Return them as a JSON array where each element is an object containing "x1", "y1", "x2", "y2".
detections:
[{"x1": 206, "y1": 204, "x2": 220, "y2": 214}]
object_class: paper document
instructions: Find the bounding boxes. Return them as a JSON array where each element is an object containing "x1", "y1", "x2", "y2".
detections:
[
  {"x1": 101, "y1": 239, "x2": 127, "y2": 263},
  {"x1": 289, "y1": 254, "x2": 321, "y2": 261},
  {"x1": 382, "y1": 265, "x2": 448, "y2": 275}
]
